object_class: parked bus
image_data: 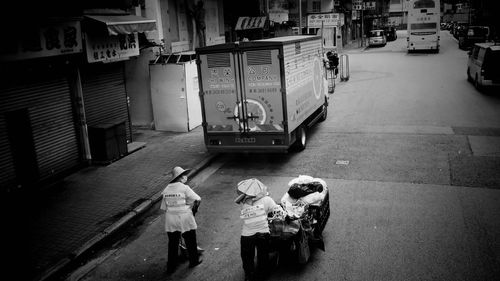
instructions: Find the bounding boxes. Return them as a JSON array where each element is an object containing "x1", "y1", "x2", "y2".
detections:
[{"x1": 407, "y1": 0, "x2": 440, "y2": 53}]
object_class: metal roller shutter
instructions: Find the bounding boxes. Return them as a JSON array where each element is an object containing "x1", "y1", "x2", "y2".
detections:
[
  {"x1": 0, "y1": 72, "x2": 81, "y2": 191},
  {"x1": 81, "y1": 62, "x2": 131, "y2": 142},
  {"x1": 0, "y1": 117, "x2": 16, "y2": 190}
]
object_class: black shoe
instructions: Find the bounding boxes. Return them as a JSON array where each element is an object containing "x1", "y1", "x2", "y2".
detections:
[{"x1": 188, "y1": 259, "x2": 203, "y2": 268}]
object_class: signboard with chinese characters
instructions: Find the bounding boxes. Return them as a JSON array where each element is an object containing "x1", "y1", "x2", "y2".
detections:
[
  {"x1": 307, "y1": 13, "x2": 341, "y2": 27},
  {"x1": 0, "y1": 21, "x2": 82, "y2": 61},
  {"x1": 352, "y1": 10, "x2": 359, "y2": 20},
  {"x1": 364, "y1": 1, "x2": 376, "y2": 10},
  {"x1": 353, "y1": 0, "x2": 363, "y2": 10},
  {"x1": 85, "y1": 33, "x2": 139, "y2": 63}
]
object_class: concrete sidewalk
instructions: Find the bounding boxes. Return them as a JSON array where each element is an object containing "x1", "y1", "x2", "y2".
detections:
[{"x1": 26, "y1": 126, "x2": 216, "y2": 281}]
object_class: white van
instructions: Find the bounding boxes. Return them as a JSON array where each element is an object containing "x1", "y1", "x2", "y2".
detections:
[
  {"x1": 368, "y1": 29, "x2": 387, "y2": 47},
  {"x1": 467, "y1": 42, "x2": 500, "y2": 90}
]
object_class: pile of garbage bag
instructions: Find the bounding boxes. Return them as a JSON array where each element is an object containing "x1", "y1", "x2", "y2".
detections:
[
  {"x1": 280, "y1": 175, "x2": 328, "y2": 219},
  {"x1": 268, "y1": 175, "x2": 328, "y2": 239}
]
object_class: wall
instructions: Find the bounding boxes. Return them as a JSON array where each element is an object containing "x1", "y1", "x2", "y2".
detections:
[
  {"x1": 125, "y1": 48, "x2": 157, "y2": 127},
  {"x1": 145, "y1": 0, "x2": 164, "y2": 44},
  {"x1": 205, "y1": 0, "x2": 222, "y2": 45},
  {"x1": 320, "y1": 0, "x2": 334, "y2": 12}
]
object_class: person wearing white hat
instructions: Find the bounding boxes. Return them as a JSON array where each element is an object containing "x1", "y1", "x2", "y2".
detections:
[
  {"x1": 160, "y1": 166, "x2": 202, "y2": 274},
  {"x1": 235, "y1": 178, "x2": 278, "y2": 281}
]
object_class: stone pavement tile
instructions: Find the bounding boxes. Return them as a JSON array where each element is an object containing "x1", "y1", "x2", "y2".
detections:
[{"x1": 28, "y1": 126, "x2": 211, "y2": 280}]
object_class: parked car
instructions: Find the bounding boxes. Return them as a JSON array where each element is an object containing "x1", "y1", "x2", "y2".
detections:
[
  {"x1": 368, "y1": 29, "x2": 387, "y2": 47},
  {"x1": 452, "y1": 22, "x2": 468, "y2": 38},
  {"x1": 458, "y1": 26, "x2": 490, "y2": 50},
  {"x1": 467, "y1": 42, "x2": 500, "y2": 91},
  {"x1": 384, "y1": 26, "x2": 397, "y2": 41}
]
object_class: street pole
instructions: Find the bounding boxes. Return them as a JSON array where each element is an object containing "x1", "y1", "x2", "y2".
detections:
[
  {"x1": 298, "y1": 0, "x2": 302, "y2": 34},
  {"x1": 361, "y1": 9, "x2": 364, "y2": 46},
  {"x1": 402, "y1": 0, "x2": 405, "y2": 29}
]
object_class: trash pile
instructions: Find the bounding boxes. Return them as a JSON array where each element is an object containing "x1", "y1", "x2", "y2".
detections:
[
  {"x1": 268, "y1": 175, "x2": 328, "y2": 241},
  {"x1": 280, "y1": 175, "x2": 327, "y2": 219}
]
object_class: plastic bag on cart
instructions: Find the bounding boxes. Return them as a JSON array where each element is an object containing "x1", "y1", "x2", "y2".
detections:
[
  {"x1": 287, "y1": 175, "x2": 327, "y2": 188},
  {"x1": 269, "y1": 218, "x2": 300, "y2": 239},
  {"x1": 285, "y1": 175, "x2": 328, "y2": 201},
  {"x1": 287, "y1": 182, "x2": 323, "y2": 199},
  {"x1": 296, "y1": 229, "x2": 310, "y2": 264},
  {"x1": 281, "y1": 176, "x2": 328, "y2": 218}
]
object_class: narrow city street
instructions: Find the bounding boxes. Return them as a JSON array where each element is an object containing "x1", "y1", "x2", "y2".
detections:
[{"x1": 66, "y1": 30, "x2": 500, "y2": 281}]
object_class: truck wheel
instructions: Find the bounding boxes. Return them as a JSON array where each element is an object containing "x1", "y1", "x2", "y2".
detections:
[
  {"x1": 318, "y1": 104, "x2": 328, "y2": 122},
  {"x1": 292, "y1": 126, "x2": 307, "y2": 151}
]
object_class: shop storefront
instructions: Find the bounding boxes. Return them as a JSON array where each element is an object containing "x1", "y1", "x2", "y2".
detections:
[
  {"x1": 0, "y1": 13, "x2": 156, "y2": 192},
  {"x1": 81, "y1": 13, "x2": 156, "y2": 162},
  {"x1": 306, "y1": 13, "x2": 344, "y2": 52},
  {"x1": 0, "y1": 19, "x2": 84, "y2": 193}
]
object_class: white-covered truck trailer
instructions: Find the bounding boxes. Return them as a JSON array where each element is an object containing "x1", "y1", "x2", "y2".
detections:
[{"x1": 195, "y1": 35, "x2": 329, "y2": 152}]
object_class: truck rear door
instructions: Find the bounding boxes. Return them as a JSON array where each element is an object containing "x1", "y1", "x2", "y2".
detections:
[
  {"x1": 239, "y1": 49, "x2": 284, "y2": 133},
  {"x1": 199, "y1": 52, "x2": 240, "y2": 133},
  {"x1": 199, "y1": 49, "x2": 284, "y2": 135}
]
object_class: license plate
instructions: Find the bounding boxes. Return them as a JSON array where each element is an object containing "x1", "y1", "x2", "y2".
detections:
[{"x1": 235, "y1": 137, "x2": 256, "y2": 143}]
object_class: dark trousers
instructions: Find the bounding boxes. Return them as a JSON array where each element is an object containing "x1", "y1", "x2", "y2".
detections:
[
  {"x1": 241, "y1": 233, "x2": 270, "y2": 279},
  {"x1": 167, "y1": 230, "x2": 199, "y2": 269}
]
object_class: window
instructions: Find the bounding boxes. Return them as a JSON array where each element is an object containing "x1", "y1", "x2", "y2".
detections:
[
  {"x1": 414, "y1": 0, "x2": 435, "y2": 9},
  {"x1": 472, "y1": 47, "x2": 480, "y2": 59},
  {"x1": 477, "y1": 48, "x2": 486, "y2": 64},
  {"x1": 483, "y1": 50, "x2": 500, "y2": 70},
  {"x1": 410, "y1": 22, "x2": 437, "y2": 30},
  {"x1": 370, "y1": 31, "x2": 384, "y2": 37},
  {"x1": 468, "y1": 27, "x2": 489, "y2": 37},
  {"x1": 312, "y1": 1, "x2": 321, "y2": 13}
]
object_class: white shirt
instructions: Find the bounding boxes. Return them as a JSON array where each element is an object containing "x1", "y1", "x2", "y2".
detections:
[
  {"x1": 240, "y1": 196, "x2": 277, "y2": 236},
  {"x1": 161, "y1": 182, "x2": 201, "y2": 233}
]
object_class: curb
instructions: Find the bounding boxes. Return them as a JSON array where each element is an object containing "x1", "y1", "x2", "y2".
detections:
[{"x1": 35, "y1": 153, "x2": 219, "y2": 281}]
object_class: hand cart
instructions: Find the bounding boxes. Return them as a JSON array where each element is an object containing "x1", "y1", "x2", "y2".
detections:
[{"x1": 268, "y1": 190, "x2": 330, "y2": 265}]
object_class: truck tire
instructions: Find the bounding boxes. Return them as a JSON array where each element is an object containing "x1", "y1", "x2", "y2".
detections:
[
  {"x1": 318, "y1": 104, "x2": 328, "y2": 122},
  {"x1": 292, "y1": 126, "x2": 307, "y2": 151}
]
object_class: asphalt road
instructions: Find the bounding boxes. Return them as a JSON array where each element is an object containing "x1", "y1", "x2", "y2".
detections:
[{"x1": 69, "y1": 30, "x2": 500, "y2": 281}]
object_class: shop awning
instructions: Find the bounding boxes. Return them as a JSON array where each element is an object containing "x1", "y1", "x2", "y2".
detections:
[
  {"x1": 84, "y1": 14, "x2": 156, "y2": 36},
  {"x1": 235, "y1": 16, "x2": 267, "y2": 30}
]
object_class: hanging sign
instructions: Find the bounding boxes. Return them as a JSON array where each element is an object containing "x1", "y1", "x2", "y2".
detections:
[
  {"x1": 353, "y1": 0, "x2": 364, "y2": 10},
  {"x1": 85, "y1": 33, "x2": 139, "y2": 63},
  {"x1": 364, "y1": 1, "x2": 376, "y2": 10},
  {"x1": 0, "y1": 20, "x2": 82, "y2": 61},
  {"x1": 307, "y1": 13, "x2": 341, "y2": 28}
]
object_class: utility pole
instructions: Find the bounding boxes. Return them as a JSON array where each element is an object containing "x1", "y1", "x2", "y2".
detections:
[
  {"x1": 361, "y1": 8, "x2": 364, "y2": 46},
  {"x1": 298, "y1": 0, "x2": 302, "y2": 34},
  {"x1": 402, "y1": 0, "x2": 405, "y2": 30}
]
